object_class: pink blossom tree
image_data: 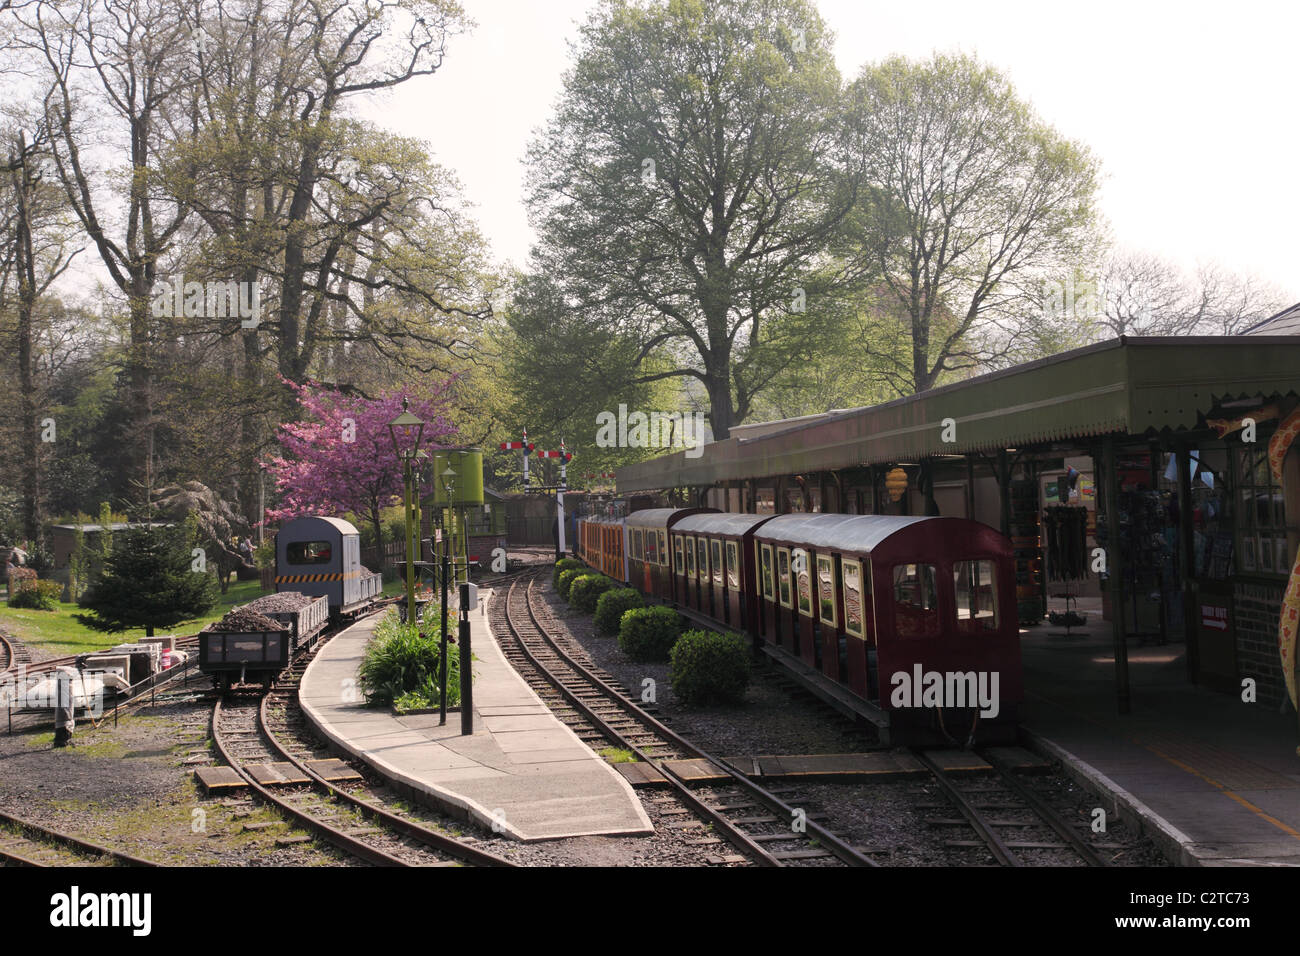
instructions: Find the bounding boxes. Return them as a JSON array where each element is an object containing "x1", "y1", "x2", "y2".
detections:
[{"x1": 264, "y1": 380, "x2": 458, "y2": 548}]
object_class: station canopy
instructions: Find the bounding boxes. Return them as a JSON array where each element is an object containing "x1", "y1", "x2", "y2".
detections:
[{"x1": 616, "y1": 336, "x2": 1300, "y2": 492}]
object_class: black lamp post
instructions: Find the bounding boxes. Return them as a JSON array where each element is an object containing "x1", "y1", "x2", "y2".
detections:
[{"x1": 386, "y1": 398, "x2": 425, "y2": 626}]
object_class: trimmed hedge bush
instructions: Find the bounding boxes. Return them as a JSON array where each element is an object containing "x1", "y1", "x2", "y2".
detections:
[
  {"x1": 670, "y1": 629, "x2": 751, "y2": 706},
  {"x1": 618, "y1": 605, "x2": 684, "y2": 662},
  {"x1": 552, "y1": 558, "x2": 585, "y2": 591},
  {"x1": 8, "y1": 579, "x2": 62, "y2": 611},
  {"x1": 556, "y1": 568, "x2": 585, "y2": 601},
  {"x1": 593, "y1": 588, "x2": 644, "y2": 635},
  {"x1": 568, "y1": 574, "x2": 617, "y2": 613}
]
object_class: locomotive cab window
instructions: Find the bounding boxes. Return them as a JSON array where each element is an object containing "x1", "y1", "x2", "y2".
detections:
[
  {"x1": 711, "y1": 539, "x2": 723, "y2": 585},
  {"x1": 817, "y1": 555, "x2": 837, "y2": 627},
  {"x1": 674, "y1": 535, "x2": 684, "y2": 574},
  {"x1": 287, "y1": 541, "x2": 332, "y2": 564},
  {"x1": 726, "y1": 541, "x2": 740, "y2": 589},
  {"x1": 892, "y1": 563, "x2": 940, "y2": 638},
  {"x1": 954, "y1": 560, "x2": 998, "y2": 633}
]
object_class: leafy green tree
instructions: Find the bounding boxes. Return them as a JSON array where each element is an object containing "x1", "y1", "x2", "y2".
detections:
[
  {"x1": 77, "y1": 519, "x2": 217, "y2": 637},
  {"x1": 839, "y1": 52, "x2": 1102, "y2": 393},
  {"x1": 525, "y1": 0, "x2": 864, "y2": 438}
]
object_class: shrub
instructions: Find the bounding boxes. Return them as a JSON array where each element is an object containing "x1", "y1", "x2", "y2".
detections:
[
  {"x1": 593, "y1": 588, "x2": 645, "y2": 635},
  {"x1": 670, "y1": 629, "x2": 752, "y2": 706},
  {"x1": 568, "y1": 574, "x2": 617, "y2": 613},
  {"x1": 618, "y1": 605, "x2": 684, "y2": 662},
  {"x1": 552, "y1": 558, "x2": 585, "y2": 590},
  {"x1": 358, "y1": 613, "x2": 462, "y2": 708},
  {"x1": 8, "y1": 578, "x2": 63, "y2": 611},
  {"x1": 556, "y1": 567, "x2": 585, "y2": 601}
]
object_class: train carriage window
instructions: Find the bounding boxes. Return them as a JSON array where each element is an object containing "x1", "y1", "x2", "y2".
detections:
[
  {"x1": 632, "y1": 528, "x2": 643, "y2": 563},
  {"x1": 685, "y1": 536, "x2": 696, "y2": 577},
  {"x1": 726, "y1": 541, "x2": 740, "y2": 590},
  {"x1": 817, "y1": 555, "x2": 837, "y2": 627},
  {"x1": 658, "y1": 530, "x2": 668, "y2": 567},
  {"x1": 841, "y1": 558, "x2": 865, "y2": 638},
  {"x1": 760, "y1": 544, "x2": 775, "y2": 600},
  {"x1": 954, "y1": 560, "x2": 998, "y2": 633},
  {"x1": 892, "y1": 564, "x2": 940, "y2": 638},
  {"x1": 711, "y1": 539, "x2": 723, "y2": 585},
  {"x1": 646, "y1": 528, "x2": 658, "y2": 564},
  {"x1": 674, "y1": 535, "x2": 684, "y2": 574},
  {"x1": 287, "y1": 541, "x2": 332, "y2": 564},
  {"x1": 777, "y1": 548, "x2": 792, "y2": 608},
  {"x1": 696, "y1": 537, "x2": 708, "y2": 581},
  {"x1": 794, "y1": 548, "x2": 812, "y2": 617}
]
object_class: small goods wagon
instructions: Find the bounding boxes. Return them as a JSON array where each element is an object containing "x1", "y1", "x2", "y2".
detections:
[{"x1": 199, "y1": 592, "x2": 329, "y2": 691}]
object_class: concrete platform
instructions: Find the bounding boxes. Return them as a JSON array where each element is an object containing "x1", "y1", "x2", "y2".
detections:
[
  {"x1": 1020, "y1": 598, "x2": 1300, "y2": 866},
  {"x1": 298, "y1": 593, "x2": 652, "y2": 841}
]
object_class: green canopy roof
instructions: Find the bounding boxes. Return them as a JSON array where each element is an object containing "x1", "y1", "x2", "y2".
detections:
[{"x1": 617, "y1": 336, "x2": 1300, "y2": 492}]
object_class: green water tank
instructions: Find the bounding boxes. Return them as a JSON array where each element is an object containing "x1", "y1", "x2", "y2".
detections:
[{"x1": 430, "y1": 447, "x2": 484, "y2": 507}]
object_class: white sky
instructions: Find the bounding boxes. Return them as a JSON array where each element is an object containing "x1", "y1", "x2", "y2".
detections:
[{"x1": 377, "y1": 0, "x2": 1300, "y2": 302}]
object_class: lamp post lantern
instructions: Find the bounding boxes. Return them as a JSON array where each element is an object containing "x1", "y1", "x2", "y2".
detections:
[{"x1": 387, "y1": 398, "x2": 426, "y2": 627}]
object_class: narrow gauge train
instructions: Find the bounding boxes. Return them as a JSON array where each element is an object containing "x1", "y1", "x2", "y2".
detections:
[
  {"x1": 577, "y1": 509, "x2": 1023, "y2": 745},
  {"x1": 199, "y1": 516, "x2": 383, "y2": 691}
]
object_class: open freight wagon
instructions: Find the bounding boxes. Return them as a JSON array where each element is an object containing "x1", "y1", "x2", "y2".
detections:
[{"x1": 199, "y1": 592, "x2": 329, "y2": 692}]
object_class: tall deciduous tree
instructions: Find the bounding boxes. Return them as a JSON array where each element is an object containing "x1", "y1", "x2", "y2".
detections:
[
  {"x1": 840, "y1": 52, "x2": 1102, "y2": 393},
  {"x1": 526, "y1": 0, "x2": 864, "y2": 439}
]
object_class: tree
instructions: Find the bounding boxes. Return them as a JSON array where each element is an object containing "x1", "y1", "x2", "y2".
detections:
[
  {"x1": 263, "y1": 380, "x2": 457, "y2": 547},
  {"x1": 77, "y1": 520, "x2": 217, "y2": 637},
  {"x1": 152, "y1": 481, "x2": 249, "y2": 595},
  {"x1": 525, "y1": 0, "x2": 864, "y2": 438},
  {"x1": 839, "y1": 52, "x2": 1101, "y2": 393}
]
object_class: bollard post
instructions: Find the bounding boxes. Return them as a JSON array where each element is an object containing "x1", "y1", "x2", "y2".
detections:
[
  {"x1": 439, "y1": 549, "x2": 450, "y2": 727},
  {"x1": 459, "y1": 581, "x2": 474, "y2": 735}
]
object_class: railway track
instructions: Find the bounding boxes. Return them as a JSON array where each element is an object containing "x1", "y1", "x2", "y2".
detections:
[
  {"x1": 209, "y1": 621, "x2": 516, "y2": 868},
  {"x1": 0, "y1": 631, "x2": 32, "y2": 677},
  {"x1": 495, "y1": 570, "x2": 876, "y2": 868},
  {"x1": 915, "y1": 750, "x2": 1108, "y2": 866},
  {"x1": 0, "y1": 807, "x2": 156, "y2": 867}
]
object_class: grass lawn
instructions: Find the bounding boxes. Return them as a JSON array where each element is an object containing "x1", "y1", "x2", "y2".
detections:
[{"x1": 0, "y1": 578, "x2": 265, "y2": 657}]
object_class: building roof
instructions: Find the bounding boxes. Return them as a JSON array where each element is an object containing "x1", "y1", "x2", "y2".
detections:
[
  {"x1": 1243, "y1": 302, "x2": 1300, "y2": 336},
  {"x1": 616, "y1": 336, "x2": 1300, "y2": 492},
  {"x1": 50, "y1": 523, "x2": 171, "y2": 532}
]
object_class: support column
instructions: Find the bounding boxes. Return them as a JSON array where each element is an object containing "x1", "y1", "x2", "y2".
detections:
[{"x1": 1101, "y1": 434, "x2": 1131, "y2": 715}]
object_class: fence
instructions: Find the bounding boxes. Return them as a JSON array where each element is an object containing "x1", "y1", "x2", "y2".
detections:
[{"x1": 361, "y1": 541, "x2": 405, "y2": 572}]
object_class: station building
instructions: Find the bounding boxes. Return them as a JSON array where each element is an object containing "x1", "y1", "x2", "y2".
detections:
[{"x1": 616, "y1": 335, "x2": 1300, "y2": 722}]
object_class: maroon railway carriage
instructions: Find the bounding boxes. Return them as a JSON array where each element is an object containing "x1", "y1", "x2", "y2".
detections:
[
  {"x1": 752, "y1": 513, "x2": 1022, "y2": 742},
  {"x1": 670, "y1": 513, "x2": 775, "y2": 634},
  {"x1": 626, "y1": 508, "x2": 714, "y2": 600}
]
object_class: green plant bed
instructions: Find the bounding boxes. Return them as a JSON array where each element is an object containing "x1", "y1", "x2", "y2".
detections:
[
  {"x1": 617, "y1": 605, "x2": 684, "y2": 662},
  {"x1": 360, "y1": 613, "x2": 464, "y2": 709},
  {"x1": 670, "y1": 629, "x2": 752, "y2": 706},
  {"x1": 593, "y1": 588, "x2": 644, "y2": 635},
  {"x1": 568, "y1": 574, "x2": 616, "y2": 613}
]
